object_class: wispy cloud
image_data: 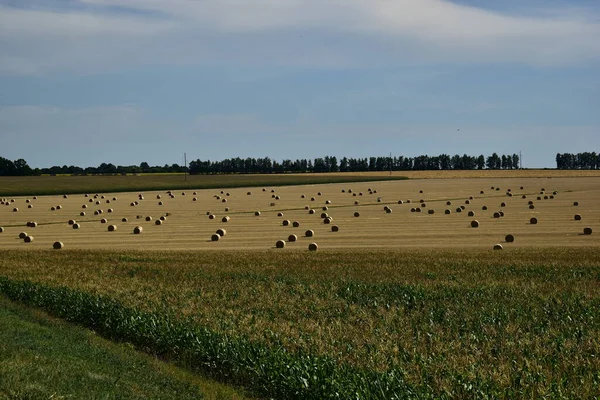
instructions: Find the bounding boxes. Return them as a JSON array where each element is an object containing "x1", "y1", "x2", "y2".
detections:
[{"x1": 1, "y1": 0, "x2": 599, "y2": 75}]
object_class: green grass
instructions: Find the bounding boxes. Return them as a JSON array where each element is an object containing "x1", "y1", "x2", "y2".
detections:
[
  {"x1": 0, "y1": 296, "x2": 254, "y2": 400},
  {"x1": 1, "y1": 248, "x2": 599, "y2": 398},
  {"x1": 0, "y1": 174, "x2": 406, "y2": 196}
]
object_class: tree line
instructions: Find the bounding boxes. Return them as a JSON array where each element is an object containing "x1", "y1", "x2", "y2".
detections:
[
  {"x1": 1, "y1": 153, "x2": 524, "y2": 176},
  {"x1": 556, "y1": 153, "x2": 599, "y2": 170},
  {"x1": 188, "y1": 153, "x2": 521, "y2": 174}
]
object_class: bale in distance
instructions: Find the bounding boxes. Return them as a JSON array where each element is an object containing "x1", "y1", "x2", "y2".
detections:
[
  {"x1": 493, "y1": 212, "x2": 501, "y2": 218},
  {"x1": 499, "y1": 211, "x2": 505, "y2": 217},
  {"x1": 19, "y1": 232, "x2": 28, "y2": 239},
  {"x1": 505, "y1": 234, "x2": 515, "y2": 243},
  {"x1": 277, "y1": 212, "x2": 284, "y2": 217},
  {"x1": 225, "y1": 207, "x2": 230, "y2": 212},
  {"x1": 446, "y1": 201, "x2": 452, "y2": 206},
  {"x1": 445, "y1": 209, "x2": 451, "y2": 215},
  {"x1": 209, "y1": 214, "x2": 215, "y2": 220},
  {"x1": 530, "y1": 217, "x2": 538, "y2": 225},
  {"x1": 583, "y1": 227, "x2": 593, "y2": 235},
  {"x1": 53, "y1": 241, "x2": 64, "y2": 249},
  {"x1": 0, "y1": 227, "x2": 3, "y2": 233},
  {"x1": 324, "y1": 217, "x2": 333, "y2": 224},
  {"x1": 255, "y1": 211, "x2": 261, "y2": 216},
  {"x1": 276, "y1": 239, "x2": 286, "y2": 248},
  {"x1": 456, "y1": 208, "x2": 463, "y2": 213},
  {"x1": 574, "y1": 214, "x2": 582, "y2": 221},
  {"x1": 122, "y1": 218, "x2": 128, "y2": 222},
  {"x1": 322, "y1": 206, "x2": 329, "y2": 211},
  {"x1": 573, "y1": 201, "x2": 579, "y2": 206},
  {"x1": 331, "y1": 225, "x2": 339, "y2": 232},
  {"x1": 155, "y1": 220, "x2": 162, "y2": 225},
  {"x1": 133, "y1": 226, "x2": 143, "y2": 234},
  {"x1": 308, "y1": 243, "x2": 318, "y2": 251},
  {"x1": 305, "y1": 230, "x2": 314, "y2": 237},
  {"x1": 216, "y1": 228, "x2": 226, "y2": 236},
  {"x1": 211, "y1": 234, "x2": 221, "y2": 241},
  {"x1": 309, "y1": 209, "x2": 316, "y2": 215},
  {"x1": 354, "y1": 212, "x2": 360, "y2": 217},
  {"x1": 326, "y1": 200, "x2": 331, "y2": 204},
  {"x1": 468, "y1": 211, "x2": 475, "y2": 217},
  {"x1": 288, "y1": 234, "x2": 297, "y2": 242},
  {"x1": 108, "y1": 225, "x2": 117, "y2": 231},
  {"x1": 100, "y1": 218, "x2": 107, "y2": 224},
  {"x1": 292, "y1": 221, "x2": 300, "y2": 227},
  {"x1": 416, "y1": 208, "x2": 422, "y2": 213},
  {"x1": 398, "y1": 200, "x2": 403, "y2": 204},
  {"x1": 493, "y1": 244, "x2": 503, "y2": 250},
  {"x1": 222, "y1": 216, "x2": 230, "y2": 223},
  {"x1": 160, "y1": 216, "x2": 166, "y2": 221},
  {"x1": 471, "y1": 220, "x2": 479, "y2": 228},
  {"x1": 24, "y1": 236, "x2": 34, "y2": 243},
  {"x1": 282, "y1": 220, "x2": 290, "y2": 226},
  {"x1": 145, "y1": 216, "x2": 152, "y2": 222},
  {"x1": 355, "y1": 201, "x2": 359, "y2": 205},
  {"x1": 13, "y1": 207, "x2": 18, "y2": 212},
  {"x1": 427, "y1": 209, "x2": 434, "y2": 215},
  {"x1": 28, "y1": 204, "x2": 33, "y2": 209},
  {"x1": 500, "y1": 202, "x2": 506, "y2": 207},
  {"x1": 482, "y1": 206, "x2": 488, "y2": 210}
]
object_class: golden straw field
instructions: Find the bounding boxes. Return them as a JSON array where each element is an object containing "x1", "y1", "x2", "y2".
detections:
[{"x1": 1, "y1": 173, "x2": 599, "y2": 250}]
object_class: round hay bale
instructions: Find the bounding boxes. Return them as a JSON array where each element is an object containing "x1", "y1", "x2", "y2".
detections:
[
  {"x1": 216, "y1": 228, "x2": 226, "y2": 236},
  {"x1": 341, "y1": 189, "x2": 346, "y2": 193},
  {"x1": 24, "y1": 236, "x2": 34, "y2": 243},
  {"x1": 193, "y1": 197, "x2": 197, "y2": 202},
  {"x1": 354, "y1": 212, "x2": 360, "y2": 217},
  {"x1": 446, "y1": 201, "x2": 452, "y2": 206},
  {"x1": 397, "y1": 200, "x2": 403, "y2": 204},
  {"x1": 288, "y1": 234, "x2": 297, "y2": 242},
  {"x1": 536, "y1": 197, "x2": 542, "y2": 201},
  {"x1": 445, "y1": 209, "x2": 451, "y2": 215},
  {"x1": 529, "y1": 205, "x2": 535, "y2": 210},
  {"x1": 355, "y1": 201, "x2": 360, "y2": 205},
  {"x1": 583, "y1": 227, "x2": 593, "y2": 235},
  {"x1": 133, "y1": 226, "x2": 143, "y2": 234},
  {"x1": 573, "y1": 201, "x2": 579, "y2": 206},
  {"x1": 419, "y1": 190, "x2": 423, "y2": 193},
  {"x1": 322, "y1": 206, "x2": 328, "y2": 211},
  {"x1": 500, "y1": 202, "x2": 506, "y2": 207},
  {"x1": 493, "y1": 212, "x2": 500, "y2": 218},
  {"x1": 211, "y1": 234, "x2": 220, "y2": 241},
  {"x1": 530, "y1": 217, "x2": 538, "y2": 225},
  {"x1": 301, "y1": 194, "x2": 306, "y2": 198},
  {"x1": 522, "y1": 195, "x2": 527, "y2": 199},
  {"x1": 277, "y1": 212, "x2": 283, "y2": 217},
  {"x1": 317, "y1": 192, "x2": 322, "y2": 196},
  {"x1": 209, "y1": 214, "x2": 216, "y2": 220},
  {"x1": 292, "y1": 221, "x2": 300, "y2": 227},
  {"x1": 305, "y1": 230, "x2": 314, "y2": 237},
  {"x1": 311, "y1": 197, "x2": 316, "y2": 201},
  {"x1": 499, "y1": 211, "x2": 505, "y2": 217},
  {"x1": 471, "y1": 220, "x2": 479, "y2": 228},
  {"x1": 107, "y1": 208, "x2": 113, "y2": 213},
  {"x1": 326, "y1": 200, "x2": 331, "y2": 204},
  {"x1": 276, "y1": 239, "x2": 285, "y2": 248},
  {"x1": 100, "y1": 218, "x2": 107, "y2": 224},
  {"x1": 29, "y1": 222, "x2": 38, "y2": 228},
  {"x1": 480, "y1": 190, "x2": 484, "y2": 194},
  {"x1": 122, "y1": 218, "x2": 128, "y2": 222},
  {"x1": 493, "y1": 244, "x2": 503, "y2": 250},
  {"x1": 495, "y1": 188, "x2": 500, "y2": 191},
  {"x1": 225, "y1": 207, "x2": 230, "y2": 212},
  {"x1": 271, "y1": 189, "x2": 276, "y2": 193},
  {"x1": 19, "y1": 232, "x2": 28, "y2": 239},
  {"x1": 348, "y1": 189, "x2": 353, "y2": 193},
  {"x1": 182, "y1": 192, "x2": 186, "y2": 196},
  {"x1": 96, "y1": 201, "x2": 101, "y2": 205},
  {"x1": 308, "y1": 243, "x2": 318, "y2": 251},
  {"x1": 282, "y1": 220, "x2": 290, "y2": 226},
  {"x1": 108, "y1": 224, "x2": 117, "y2": 231},
  {"x1": 353, "y1": 193, "x2": 357, "y2": 197},
  {"x1": 469, "y1": 196, "x2": 474, "y2": 200},
  {"x1": 482, "y1": 206, "x2": 488, "y2": 211},
  {"x1": 106, "y1": 200, "x2": 111, "y2": 204},
  {"x1": 160, "y1": 216, "x2": 166, "y2": 221},
  {"x1": 73, "y1": 223, "x2": 80, "y2": 230},
  {"x1": 26, "y1": 199, "x2": 30, "y2": 203},
  {"x1": 28, "y1": 204, "x2": 33, "y2": 209},
  {"x1": 53, "y1": 241, "x2": 64, "y2": 249},
  {"x1": 247, "y1": 192, "x2": 252, "y2": 195},
  {"x1": 468, "y1": 211, "x2": 475, "y2": 217},
  {"x1": 410, "y1": 208, "x2": 416, "y2": 213},
  {"x1": 550, "y1": 195, "x2": 554, "y2": 199},
  {"x1": 416, "y1": 208, "x2": 422, "y2": 213},
  {"x1": 359, "y1": 193, "x2": 363, "y2": 196},
  {"x1": 324, "y1": 217, "x2": 333, "y2": 224},
  {"x1": 331, "y1": 225, "x2": 339, "y2": 232},
  {"x1": 427, "y1": 209, "x2": 433, "y2": 215},
  {"x1": 465, "y1": 200, "x2": 471, "y2": 205},
  {"x1": 13, "y1": 207, "x2": 18, "y2": 212},
  {"x1": 222, "y1": 198, "x2": 227, "y2": 203},
  {"x1": 383, "y1": 206, "x2": 390, "y2": 211},
  {"x1": 505, "y1": 234, "x2": 515, "y2": 243},
  {"x1": 0, "y1": 227, "x2": 3, "y2": 233},
  {"x1": 460, "y1": 205, "x2": 466, "y2": 210},
  {"x1": 68, "y1": 219, "x2": 76, "y2": 225},
  {"x1": 270, "y1": 202, "x2": 276, "y2": 207},
  {"x1": 63, "y1": 194, "x2": 68, "y2": 199},
  {"x1": 574, "y1": 214, "x2": 582, "y2": 221},
  {"x1": 456, "y1": 208, "x2": 462, "y2": 213},
  {"x1": 421, "y1": 203, "x2": 427, "y2": 208},
  {"x1": 320, "y1": 212, "x2": 329, "y2": 219},
  {"x1": 156, "y1": 195, "x2": 162, "y2": 199},
  {"x1": 528, "y1": 200, "x2": 534, "y2": 205},
  {"x1": 145, "y1": 216, "x2": 152, "y2": 222},
  {"x1": 155, "y1": 219, "x2": 162, "y2": 225},
  {"x1": 255, "y1": 211, "x2": 261, "y2": 216},
  {"x1": 221, "y1": 216, "x2": 230, "y2": 223},
  {"x1": 90, "y1": 199, "x2": 94, "y2": 203},
  {"x1": 130, "y1": 202, "x2": 136, "y2": 206},
  {"x1": 309, "y1": 209, "x2": 316, "y2": 215},
  {"x1": 82, "y1": 204, "x2": 87, "y2": 209}
]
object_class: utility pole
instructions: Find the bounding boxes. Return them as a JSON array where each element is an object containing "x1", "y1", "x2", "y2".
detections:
[
  {"x1": 520, "y1": 150, "x2": 522, "y2": 169},
  {"x1": 389, "y1": 152, "x2": 392, "y2": 178},
  {"x1": 184, "y1": 152, "x2": 187, "y2": 181}
]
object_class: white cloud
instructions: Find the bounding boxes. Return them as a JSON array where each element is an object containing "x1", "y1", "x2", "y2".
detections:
[{"x1": 0, "y1": 0, "x2": 599, "y2": 74}]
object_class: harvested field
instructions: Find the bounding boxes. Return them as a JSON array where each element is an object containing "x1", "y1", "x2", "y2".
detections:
[{"x1": 1, "y1": 175, "x2": 598, "y2": 250}]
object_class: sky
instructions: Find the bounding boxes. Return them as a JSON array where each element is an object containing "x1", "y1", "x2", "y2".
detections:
[{"x1": 0, "y1": 0, "x2": 599, "y2": 169}]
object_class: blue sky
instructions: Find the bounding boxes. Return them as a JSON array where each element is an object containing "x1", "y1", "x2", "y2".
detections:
[{"x1": 1, "y1": 0, "x2": 598, "y2": 168}]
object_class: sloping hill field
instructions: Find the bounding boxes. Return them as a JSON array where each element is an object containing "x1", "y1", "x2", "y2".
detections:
[{"x1": 1, "y1": 175, "x2": 598, "y2": 250}]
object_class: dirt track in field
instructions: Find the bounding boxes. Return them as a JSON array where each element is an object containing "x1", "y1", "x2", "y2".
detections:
[{"x1": 1, "y1": 176, "x2": 599, "y2": 250}]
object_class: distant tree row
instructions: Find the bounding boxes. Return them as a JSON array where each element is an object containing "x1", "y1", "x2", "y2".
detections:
[
  {"x1": 37, "y1": 162, "x2": 187, "y2": 176},
  {"x1": 556, "y1": 153, "x2": 599, "y2": 170},
  {"x1": 188, "y1": 153, "x2": 521, "y2": 174},
  {"x1": 0, "y1": 157, "x2": 36, "y2": 176}
]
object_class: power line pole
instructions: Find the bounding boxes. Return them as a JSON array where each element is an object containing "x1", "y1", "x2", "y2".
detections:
[
  {"x1": 184, "y1": 152, "x2": 187, "y2": 181},
  {"x1": 520, "y1": 150, "x2": 522, "y2": 169}
]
